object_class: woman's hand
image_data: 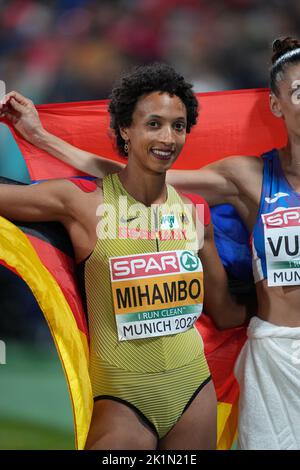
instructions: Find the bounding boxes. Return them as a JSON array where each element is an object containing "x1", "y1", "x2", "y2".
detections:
[
  {"x1": 1, "y1": 89, "x2": 124, "y2": 177},
  {"x1": 0, "y1": 90, "x2": 44, "y2": 144}
]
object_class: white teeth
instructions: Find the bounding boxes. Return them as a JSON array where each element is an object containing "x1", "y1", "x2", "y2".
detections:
[{"x1": 152, "y1": 149, "x2": 172, "y2": 156}]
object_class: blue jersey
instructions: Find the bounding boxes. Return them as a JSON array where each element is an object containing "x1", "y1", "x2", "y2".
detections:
[{"x1": 252, "y1": 149, "x2": 300, "y2": 286}]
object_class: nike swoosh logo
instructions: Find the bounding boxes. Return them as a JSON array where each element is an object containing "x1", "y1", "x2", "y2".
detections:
[
  {"x1": 120, "y1": 215, "x2": 139, "y2": 224},
  {"x1": 265, "y1": 192, "x2": 289, "y2": 204}
]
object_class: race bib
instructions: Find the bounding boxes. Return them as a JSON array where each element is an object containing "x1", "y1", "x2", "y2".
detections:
[
  {"x1": 262, "y1": 207, "x2": 300, "y2": 286},
  {"x1": 109, "y1": 250, "x2": 203, "y2": 341}
]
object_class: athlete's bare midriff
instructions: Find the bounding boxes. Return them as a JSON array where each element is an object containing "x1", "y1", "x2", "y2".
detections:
[{"x1": 255, "y1": 280, "x2": 300, "y2": 326}]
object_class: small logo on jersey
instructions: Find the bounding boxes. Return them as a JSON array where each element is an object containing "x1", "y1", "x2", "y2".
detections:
[
  {"x1": 120, "y1": 215, "x2": 139, "y2": 224},
  {"x1": 180, "y1": 251, "x2": 199, "y2": 271},
  {"x1": 160, "y1": 214, "x2": 179, "y2": 229},
  {"x1": 265, "y1": 192, "x2": 289, "y2": 204},
  {"x1": 180, "y1": 213, "x2": 189, "y2": 224}
]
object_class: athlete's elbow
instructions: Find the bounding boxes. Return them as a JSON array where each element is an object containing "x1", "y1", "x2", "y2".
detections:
[
  {"x1": 211, "y1": 316, "x2": 238, "y2": 330},
  {"x1": 204, "y1": 306, "x2": 232, "y2": 330},
  {"x1": 207, "y1": 306, "x2": 247, "y2": 330}
]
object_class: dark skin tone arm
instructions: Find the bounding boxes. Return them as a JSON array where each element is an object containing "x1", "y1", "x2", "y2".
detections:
[
  {"x1": 199, "y1": 221, "x2": 255, "y2": 329},
  {"x1": 0, "y1": 178, "x2": 104, "y2": 264}
]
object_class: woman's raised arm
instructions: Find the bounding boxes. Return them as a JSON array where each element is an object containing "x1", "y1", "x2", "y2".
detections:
[{"x1": 0, "y1": 91, "x2": 124, "y2": 178}]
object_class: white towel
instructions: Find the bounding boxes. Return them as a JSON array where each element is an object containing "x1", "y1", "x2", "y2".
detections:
[{"x1": 234, "y1": 316, "x2": 300, "y2": 450}]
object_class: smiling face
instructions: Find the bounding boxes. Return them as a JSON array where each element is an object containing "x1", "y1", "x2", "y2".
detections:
[
  {"x1": 270, "y1": 62, "x2": 300, "y2": 137},
  {"x1": 120, "y1": 91, "x2": 187, "y2": 173}
]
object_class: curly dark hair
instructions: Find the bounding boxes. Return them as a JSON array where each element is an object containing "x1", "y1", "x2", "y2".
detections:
[
  {"x1": 270, "y1": 36, "x2": 300, "y2": 95},
  {"x1": 108, "y1": 63, "x2": 198, "y2": 156}
]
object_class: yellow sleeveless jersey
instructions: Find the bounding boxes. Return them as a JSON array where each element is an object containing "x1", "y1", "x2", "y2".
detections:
[{"x1": 82, "y1": 173, "x2": 204, "y2": 375}]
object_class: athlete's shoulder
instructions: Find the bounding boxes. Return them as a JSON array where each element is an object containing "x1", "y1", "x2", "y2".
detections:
[{"x1": 67, "y1": 177, "x2": 100, "y2": 192}]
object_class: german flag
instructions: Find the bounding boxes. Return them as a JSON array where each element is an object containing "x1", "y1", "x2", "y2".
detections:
[
  {"x1": 0, "y1": 89, "x2": 287, "y2": 449},
  {"x1": 0, "y1": 177, "x2": 92, "y2": 449}
]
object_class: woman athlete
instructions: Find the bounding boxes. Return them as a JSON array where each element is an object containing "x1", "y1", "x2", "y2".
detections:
[{"x1": 0, "y1": 63, "x2": 249, "y2": 450}]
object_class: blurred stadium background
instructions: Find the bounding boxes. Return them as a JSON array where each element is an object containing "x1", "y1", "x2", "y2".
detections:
[{"x1": 1, "y1": 0, "x2": 300, "y2": 449}]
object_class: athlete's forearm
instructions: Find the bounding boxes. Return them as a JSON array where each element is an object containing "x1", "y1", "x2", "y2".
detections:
[
  {"x1": 166, "y1": 167, "x2": 235, "y2": 206},
  {"x1": 201, "y1": 222, "x2": 255, "y2": 329},
  {"x1": 32, "y1": 128, "x2": 124, "y2": 177},
  {"x1": 166, "y1": 169, "x2": 203, "y2": 192},
  {"x1": 204, "y1": 279, "x2": 253, "y2": 330},
  {"x1": 217, "y1": 294, "x2": 255, "y2": 330},
  {"x1": 203, "y1": 260, "x2": 255, "y2": 329}
]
